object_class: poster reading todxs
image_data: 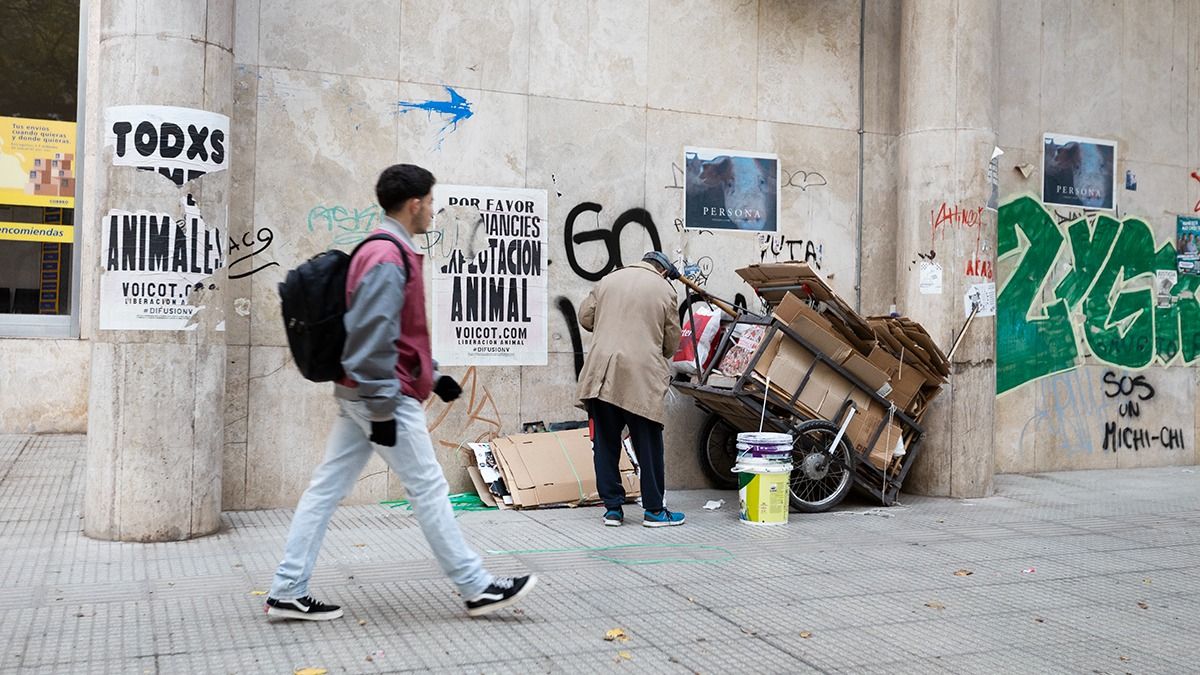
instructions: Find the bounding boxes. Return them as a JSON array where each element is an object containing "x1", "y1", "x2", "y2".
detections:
[
  {"x1": 98, "y1": 105, "x2": 230, "y2": 330},
  {"x1": 431, "y1": 185, "x2": 548, "y2": 366}
]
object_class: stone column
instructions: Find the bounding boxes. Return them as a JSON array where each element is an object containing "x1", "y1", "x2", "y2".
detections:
[
  {"x1": 895, "y1": 0, "x2": 999, "y2": 497},
  {"x1": 83, "y1": 0, "x2": 233, "y2": 541}
]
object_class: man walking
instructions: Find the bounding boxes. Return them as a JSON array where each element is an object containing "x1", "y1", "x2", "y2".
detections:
[
  {"x1": 577, "y1": 251, "x2": 684, "y2": 528},
  {"x1": 266, "y1": 164, "x2": 536, "y2": 620}
]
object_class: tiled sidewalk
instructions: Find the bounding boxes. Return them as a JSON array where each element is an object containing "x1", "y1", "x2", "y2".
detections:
[{"x1": 2, "y1": 434, "x2": 1198, "y2": 674}]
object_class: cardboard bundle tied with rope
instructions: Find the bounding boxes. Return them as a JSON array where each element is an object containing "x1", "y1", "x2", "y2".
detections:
[
  {"x1": 734, "y1": 262, "x2": 950, "y2": 474},
  {"x1": 466, "y1": 428, "x2": 639, "y2": 509}
]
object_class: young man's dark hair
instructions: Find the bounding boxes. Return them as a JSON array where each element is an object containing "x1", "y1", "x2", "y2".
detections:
[{"x1": 375, "y1": 164, "x2": 436, "y2": 213}]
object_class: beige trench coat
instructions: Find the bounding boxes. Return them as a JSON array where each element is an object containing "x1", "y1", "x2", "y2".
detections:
[{"x1": 576, "y1": 261, "x2": 681, "y2": 425}]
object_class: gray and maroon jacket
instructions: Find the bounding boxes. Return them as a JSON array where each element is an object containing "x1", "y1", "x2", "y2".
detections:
[{"x1": 333, "y1": 217, "x2": 433, "y2": 421}]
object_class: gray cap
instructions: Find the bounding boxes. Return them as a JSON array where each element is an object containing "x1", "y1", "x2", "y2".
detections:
[{"x1": 642, "y1": 251, "x2": 680, "y2": 280}]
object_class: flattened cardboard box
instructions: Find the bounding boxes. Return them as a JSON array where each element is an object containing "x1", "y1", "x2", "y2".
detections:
[{"x1": 488, "y1": 429, "x2": 638, "y2": 509}]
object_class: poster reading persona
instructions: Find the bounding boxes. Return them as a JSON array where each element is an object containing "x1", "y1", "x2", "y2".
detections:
[
  {"x1": 430, "y1": 185, "x2": 548, "y2": 366},
  {"x1": 1042, "y1": 133, "x2": 1117, "y2": 211},
  {"x1": 684, "y1": 147, "x2": 779, "y2": 232},
  {"x1": 98, "y1": 195, "x2": 225, "y2": 330},
  {"x1": 104, "y1": 105, "x2": 229, "y2": 186}
]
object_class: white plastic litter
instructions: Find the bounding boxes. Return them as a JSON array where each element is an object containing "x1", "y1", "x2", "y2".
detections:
[{"x1": 703, "y1": 500, "x2": 725, "y2": 510}]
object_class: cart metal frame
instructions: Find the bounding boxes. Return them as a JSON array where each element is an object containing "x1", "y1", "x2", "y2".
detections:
[{"x1": 674, "y1": 303, "x2": 927, "y2": 507}]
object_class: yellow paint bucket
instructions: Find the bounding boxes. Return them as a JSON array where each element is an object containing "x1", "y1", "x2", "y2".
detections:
[{"x1": 736, "y1": 463, "x2": 791, "y2": 525}]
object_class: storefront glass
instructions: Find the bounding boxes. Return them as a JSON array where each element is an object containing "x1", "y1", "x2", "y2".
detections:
[{"x1": 0, "y1": 0, "x2": 81, "y2": 333}]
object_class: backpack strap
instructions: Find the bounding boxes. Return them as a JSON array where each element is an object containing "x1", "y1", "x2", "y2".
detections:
[{"x1": 348, "y1": 232, "x2": 411, "y2": 280}]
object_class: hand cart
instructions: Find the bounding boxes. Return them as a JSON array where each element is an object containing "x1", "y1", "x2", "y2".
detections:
[{"x1": 672, "y1": 278, "x2": 930, "y2": 513}]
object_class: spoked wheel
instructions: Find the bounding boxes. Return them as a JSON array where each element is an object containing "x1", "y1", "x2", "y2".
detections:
[
  {"x1": 788, "y1": 419, "x2": 855, "y2": 513},
  {"x1": 697, "y1": 414, "x2": 739, "y2": 490}
]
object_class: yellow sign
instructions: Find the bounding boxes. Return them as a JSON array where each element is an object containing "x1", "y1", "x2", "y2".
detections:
[
  {"x1": 0, "y1": 116, "x2": 77, "y2": 209},
  {"x1": 0, "y1": 221, "x2": 75, "y2": 243}
]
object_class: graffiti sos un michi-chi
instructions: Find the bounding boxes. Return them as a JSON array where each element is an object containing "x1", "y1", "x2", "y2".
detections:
[{"x1": 997, "y1": 195, "x2": 1200, "y2": 394}]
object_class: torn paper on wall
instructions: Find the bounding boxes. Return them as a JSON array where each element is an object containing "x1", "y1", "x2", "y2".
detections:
[
  {"x1": 964, "y1": 282, "x2": 997, "y2": 318},
  {"x1": 98, "y1": 195, "x2": 225, "y2": 330},
  {"x1": 104, "y1": 105, "x2": 230, "y2": 186},
  {"x1": 919, "y1": 261, "x2": 943, "y2": 295}
]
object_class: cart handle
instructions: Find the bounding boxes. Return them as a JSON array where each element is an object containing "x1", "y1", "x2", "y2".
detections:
[{"x1": 678, "y1": 276, "x2": 741, "y2": 318}]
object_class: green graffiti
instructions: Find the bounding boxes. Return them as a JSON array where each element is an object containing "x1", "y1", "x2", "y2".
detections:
[
  {"x1": 996, "y1": 197, "x2": 1077, "y2": 393},
  {"x1": 997, "y1": 196, "x2": 1194, "y2": 394}
]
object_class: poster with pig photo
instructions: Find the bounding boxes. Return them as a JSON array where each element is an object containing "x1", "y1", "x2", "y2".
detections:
[
  {"x1": 684, "y1": 147, "x2": 780, "y2": 232},
  {"x1": 1042, "y1": 133, "x2": 1117, "y2": 211}
]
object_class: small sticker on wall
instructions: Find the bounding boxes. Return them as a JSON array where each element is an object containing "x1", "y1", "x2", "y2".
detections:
[
  {"x1": 920, "y1": 261, "x2": 943, "y2": 295},
  {"x1": 1156, "y1": 270, "x2": 1177, "y2": 309},
  {"x1": 964, "y1": 282, "x2": 997, "y2": 318}
]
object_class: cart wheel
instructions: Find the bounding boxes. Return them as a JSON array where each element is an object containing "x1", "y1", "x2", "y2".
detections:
[
  {"x1": 788, "y1": 419, "x2": 855, "y2": 513},
  {"x1": 697, "y1": 414, "x2": 739, "y2": 490}
]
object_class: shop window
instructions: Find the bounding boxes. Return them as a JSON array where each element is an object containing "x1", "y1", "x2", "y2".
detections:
[{"x1": 0, "y1": 0, "x2": 82, "y2": 337}]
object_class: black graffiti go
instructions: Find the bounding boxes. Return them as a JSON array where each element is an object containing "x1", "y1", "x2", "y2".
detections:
[{"x1": 564, "y1": 202, "x2": 662, "y2": 282}]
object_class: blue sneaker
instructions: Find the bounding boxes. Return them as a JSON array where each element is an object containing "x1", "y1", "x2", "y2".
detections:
[
  {"x1": 603, "y1": 508, "x2": 624, "y2": 527},
  {"x1": 643, "y1": 509, "x2": 685, "y2": 528}
]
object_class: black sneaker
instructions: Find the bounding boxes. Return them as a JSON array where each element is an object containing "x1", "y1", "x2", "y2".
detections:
[
  {"x1": 465, "y1": 574, "x2": 538, "y2": 617},
  {"x1": 264, "y1": 595, "x2": 344, "y2": 621}
]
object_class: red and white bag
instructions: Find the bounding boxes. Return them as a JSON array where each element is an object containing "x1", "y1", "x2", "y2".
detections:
[{"x1": 672, "y1": 304, "x2": 723, "y2": 375}]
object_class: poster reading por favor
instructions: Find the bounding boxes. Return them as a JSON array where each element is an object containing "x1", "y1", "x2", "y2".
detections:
[
  {"x1": 104, "y1": 105, "x2": 229, "y2": 186},
  {"x1": 431, "y1": 185, "x2": 548, "y2": 366},
  {"x1": 1042, "y1": 132, "x2": 1116, "y2": 211},
  {"x1": 684, "y1": 147, "x2": 779, "y2": 232},
  {"x1": 98, "y1": 196, "x2": 225, "y2": 330},
  {"x1": 0, "y1": 115, "x2": 76, "y2": 209}
]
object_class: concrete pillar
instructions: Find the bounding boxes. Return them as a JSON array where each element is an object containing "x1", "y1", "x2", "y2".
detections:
[
  {"x1": 83, "y1": 0, "x2": 233, "y2": 541},
  {"x1": 896, "y1": 0, "x2": 998, "y2": 498}
]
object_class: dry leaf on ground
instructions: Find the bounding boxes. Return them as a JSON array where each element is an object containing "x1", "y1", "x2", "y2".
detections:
[
  {"x1": 1136, "y1": 601, "x2": 1150, "y2": 610},
  {"x1": 604, "y1": 628, "x2": 629, "y2": 643},
  {"x1": 799, "y1": 631, "x2": 813, "y2": 639},
  {"x1": 924, "y1": 601, "x2": 946, "y2": 610},
  {"x1": 617, "y1": 651, "x2": 633, "y2": 661},
  {"x1": 294, "y1": 669, "x2": 328, "y2": 675},
  {"x1": 953, "y1": 569, "x2": 973, "y2": 577},
  {"x1": 249, "y1": 590, "x2": 267, "y2": 596}
]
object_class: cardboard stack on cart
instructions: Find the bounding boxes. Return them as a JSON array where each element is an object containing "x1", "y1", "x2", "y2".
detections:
[
  {"x1": 730, "y1": 263, "x2": 949, "y2": 476},
  {"x1": 462, "y1": 428, "x2": 639, "y2": 509}
]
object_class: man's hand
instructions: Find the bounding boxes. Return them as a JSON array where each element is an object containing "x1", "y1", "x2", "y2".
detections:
[
  {"x1": 370, "y1": 419, "x2": 397, "y2": 447},
  {"x1": 434, "y1": 375, "x2": 463, "y2": 403}
]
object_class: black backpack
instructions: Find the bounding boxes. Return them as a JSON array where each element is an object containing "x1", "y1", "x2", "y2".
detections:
[{"x1": 278, "y1": 233, "x2": 410, "y2": 382}]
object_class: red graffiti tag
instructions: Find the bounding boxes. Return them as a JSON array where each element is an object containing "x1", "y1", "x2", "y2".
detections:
[
  {"x1": 964, "y1": 255, "x2": 994, "y2": 280},
  {"x1": 932, "y1": 203, "x2": 985, "y2": 240},
  {"x1": 1191, "y1": 171, "x2": 1200, "y2": 213}
]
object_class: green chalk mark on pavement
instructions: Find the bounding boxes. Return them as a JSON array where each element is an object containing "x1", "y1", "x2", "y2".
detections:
[{"x1": 485, "y1": 543, "x2": 735, "y2": 566}]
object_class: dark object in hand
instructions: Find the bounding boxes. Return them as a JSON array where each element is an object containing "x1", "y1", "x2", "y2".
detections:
[
  {"x1": 370, "y1": 419, "x2": 396, "y2": 447},
  {"x1": 434, "y1": 375, "x2": 463, "y2": 403}
]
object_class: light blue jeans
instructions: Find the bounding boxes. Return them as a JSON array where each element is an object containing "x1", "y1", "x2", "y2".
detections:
[{"x1": 270, "y1": 395, "x2": 493, "y2": 600}]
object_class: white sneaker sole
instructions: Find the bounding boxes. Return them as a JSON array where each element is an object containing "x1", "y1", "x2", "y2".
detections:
[
  {"x1": 604, "y1": 519, "x2": 623, "y2": 527},
  {"x1": 466, "y1": 575, "x2": 539, "y2": 618},
  {"x1": 642, "y1": 517, "x2": 686, "y2": 528},
  {"x1": 266, "y1": 606, "x2": 344, "y2": 621}
]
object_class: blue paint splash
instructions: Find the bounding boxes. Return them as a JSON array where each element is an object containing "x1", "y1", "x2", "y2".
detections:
[{"x1": 396, "y1": 86, "x2": 474, "y2": 149}]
